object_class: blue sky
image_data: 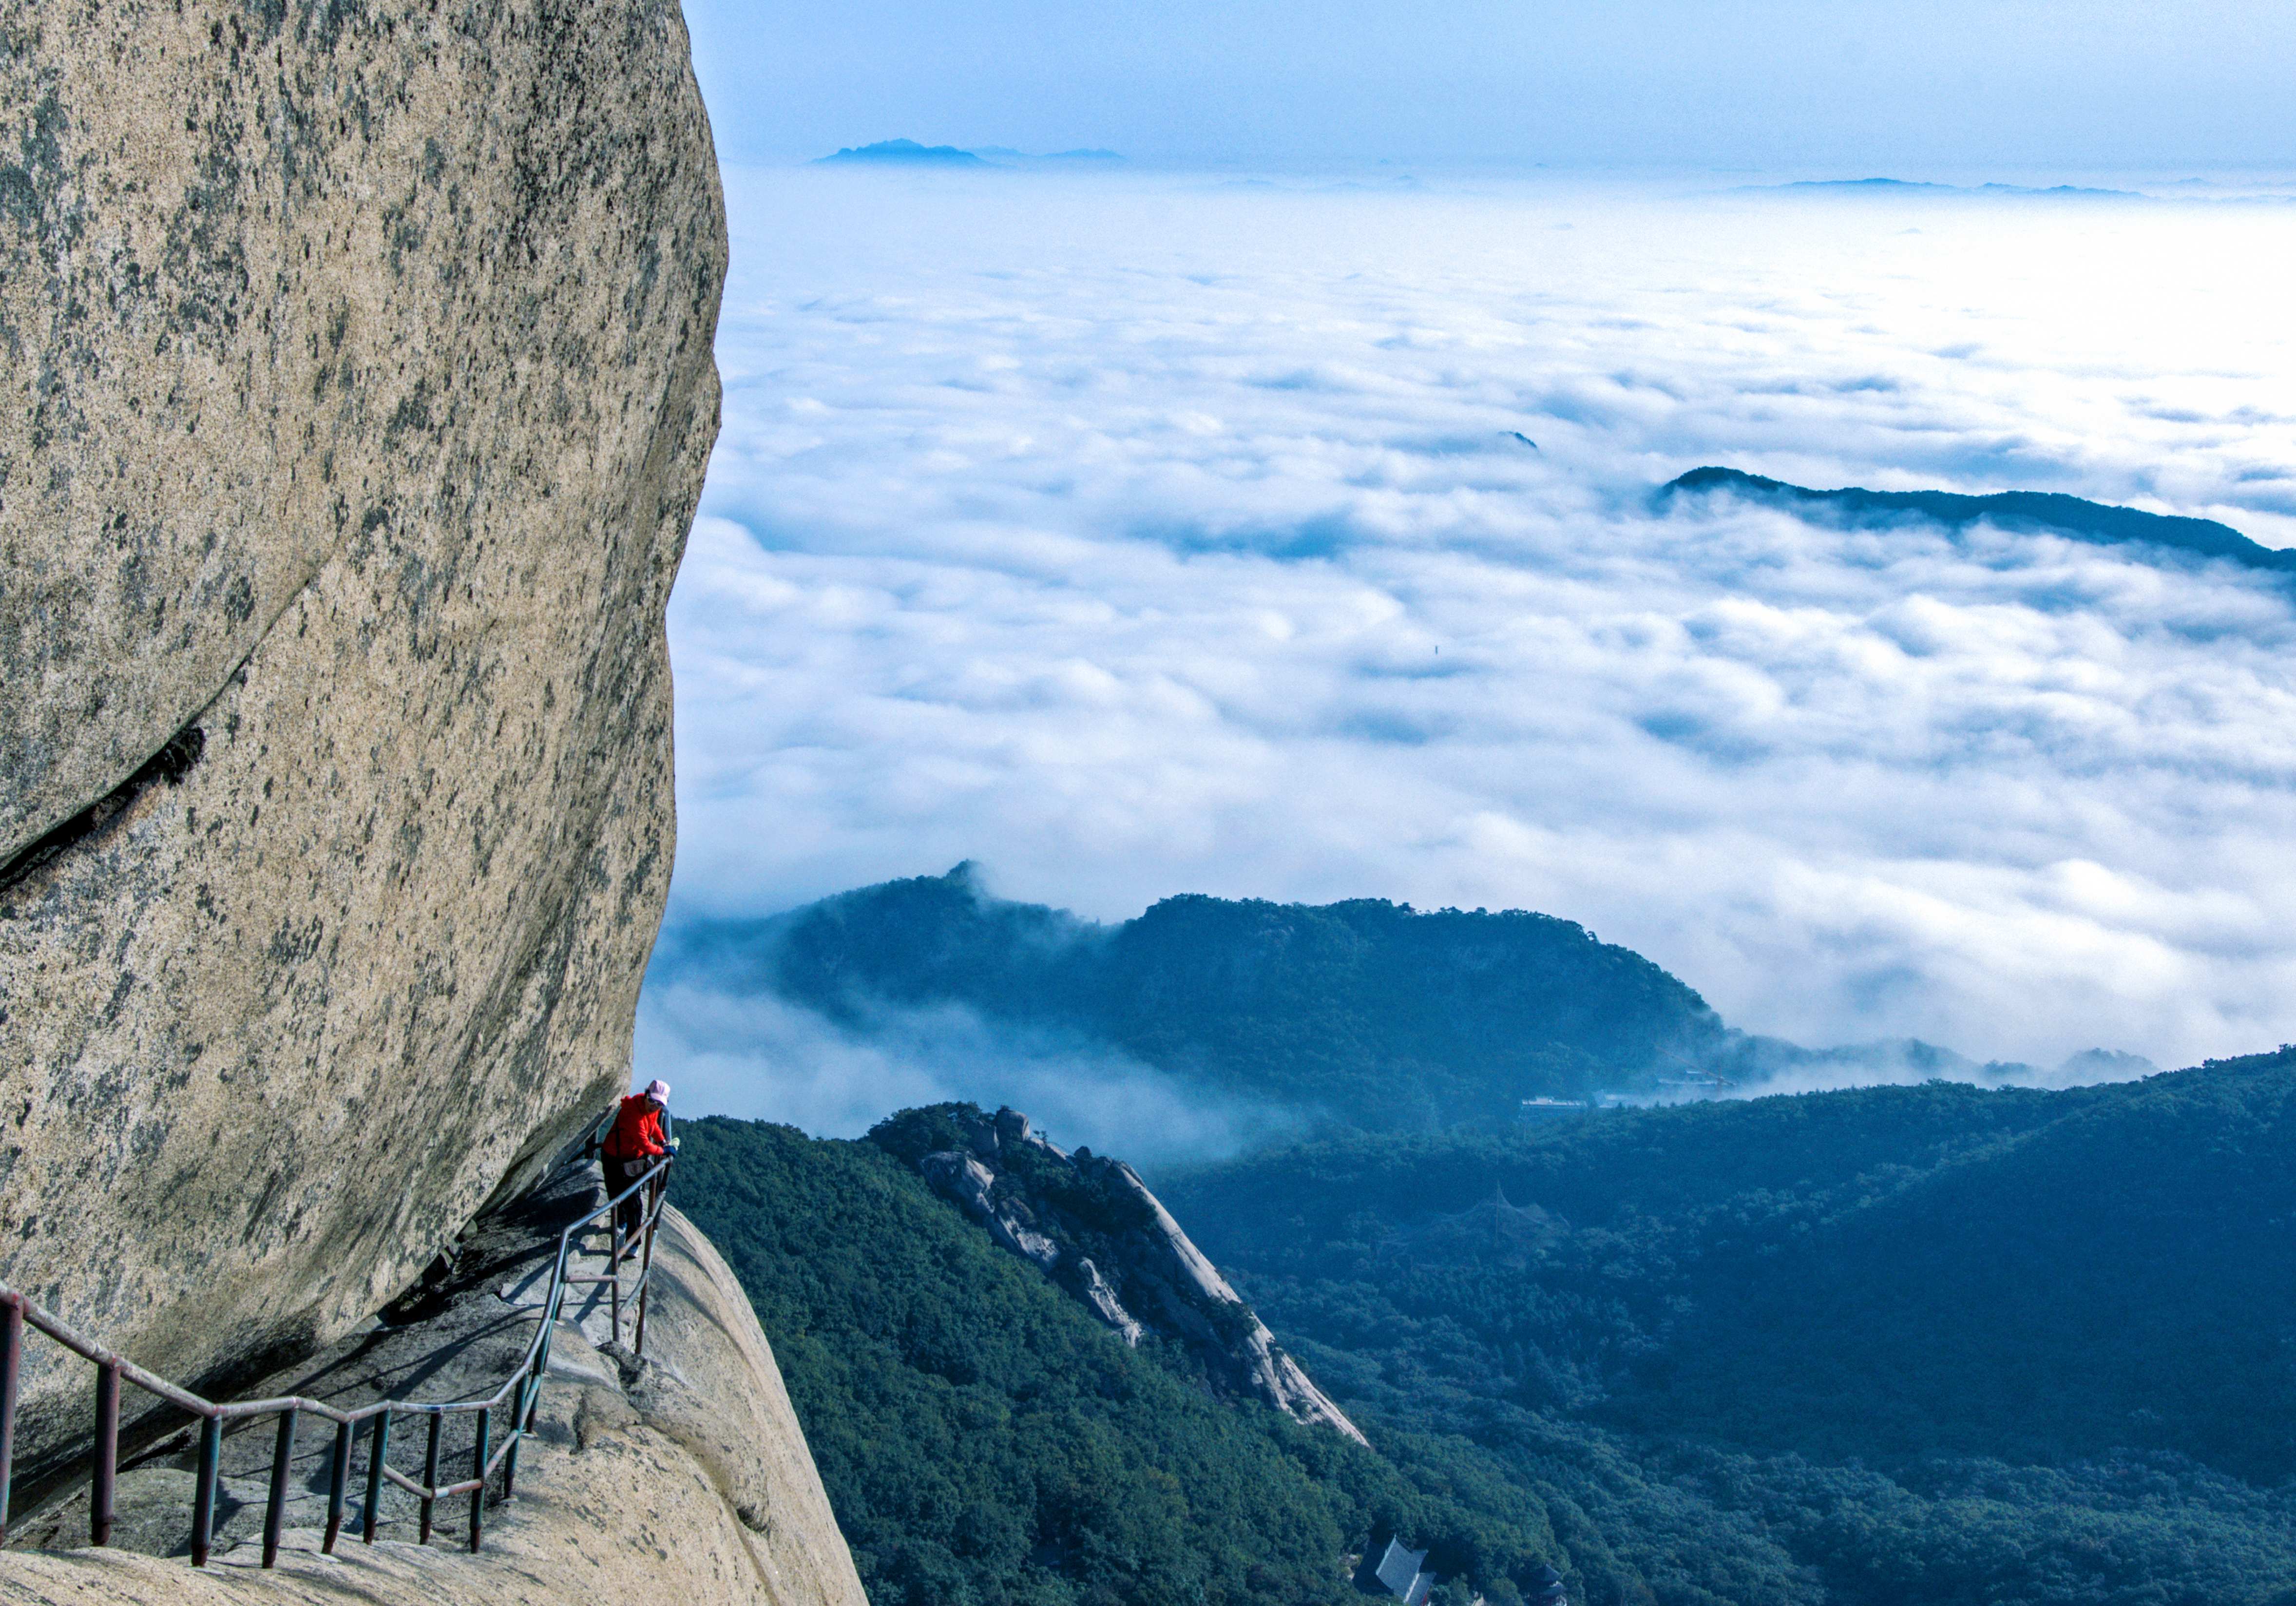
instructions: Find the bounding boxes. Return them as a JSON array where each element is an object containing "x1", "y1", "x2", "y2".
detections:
[{"x1": 682, "y1": 0, "x2": 2295, "y2": 171}]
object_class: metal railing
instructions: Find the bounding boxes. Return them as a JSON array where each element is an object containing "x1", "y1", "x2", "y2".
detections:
[{"x1": 0, "y1": 1131, "x2": 670, "y2": 1568}]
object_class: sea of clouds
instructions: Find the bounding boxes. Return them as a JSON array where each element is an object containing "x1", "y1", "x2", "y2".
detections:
[{"x1": 645, "y1": 165, "x2": 2296, "y2": 1132}]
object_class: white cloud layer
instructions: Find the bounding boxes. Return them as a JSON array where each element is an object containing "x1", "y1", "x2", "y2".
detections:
[{"x1": 658, "y1": 166, "x2": 2296, "y2": 1104}]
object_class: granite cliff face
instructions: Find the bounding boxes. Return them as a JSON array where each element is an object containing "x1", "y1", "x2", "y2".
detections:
[
  {"x1": 0, "y1": 0, "x2": 717, "y2": 1503},
  {"x1": 2, "y1": 0, "x2": 874, "y2": 1596},
  {"x1": 886, "y1": 1105, "x2": 1368, "y2": 1445}
]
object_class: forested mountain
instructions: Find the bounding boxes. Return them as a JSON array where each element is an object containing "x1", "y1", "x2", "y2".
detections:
[
  {"x1": 1161, "y1": 1046, "x2": 2296, "y2": 1603},
  {"x1": 676, "y1": 1047, "x2": 2296, "y2": 1606},
  {"x1": 659, "y1": 871, "x2": 2289, "y2": 1601},
  {"x1": 657, "y1": 865, "x2": 1735, "y2": 1128},
  {"x1": 653, "y1": 868, "x2": 2142, "y2": 1133},
  {"x1": 672, "y1": 1116, "x2": 1565, "y2": 1606}
]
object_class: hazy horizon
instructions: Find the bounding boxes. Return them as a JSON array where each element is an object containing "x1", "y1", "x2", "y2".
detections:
[{"x1": 682, "y1": 0, "x2": 2296, "y2": 172}]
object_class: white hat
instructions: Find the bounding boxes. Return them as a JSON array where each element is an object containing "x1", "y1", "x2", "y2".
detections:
[{"x1": 644, "y1": 1079, "x2": 670, "y2": 1105}]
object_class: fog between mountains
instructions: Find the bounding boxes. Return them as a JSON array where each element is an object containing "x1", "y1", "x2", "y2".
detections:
[
  {"x1": 657, "y1": 166, "x2": 2296, "y2": 1087},
  {"x1": 635, "y1": 983, "x2": 1301, "y2": 1163}
]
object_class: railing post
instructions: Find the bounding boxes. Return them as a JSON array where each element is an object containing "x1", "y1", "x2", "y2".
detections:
[
  {"x1": 324, "y1": 1417, "x2": 352, "y2": 1554},
  {"x1": 262, "y1": 1406, "x2": 296, "y2": 1567},
  {"x1": 609, "y1": 1264, "x2": 622, "y2": 1349},
  {"x1": 417, "y1": 1412, "x2": 441, "y2": 1546},
  {"x1": 634, "y1": 1187, "x2": 659, "y2": 1357},
  {"x1": 468, "y1": 1406, "x2": 490, "y2": 1552},
  {"x1": 191, "y1": 1415, "x2": 221, "y2": 1567},
  {"x1": 362, "y1": 1410, "x2": 390, "y2": 1544},
  {"x1": 91, "y1": 1358, "x2": 120, "y2": 1547},
  {"x1": 0, "y1": 1294, "x2": 20, "y2": 1547},
  {"x1": 502, "y1": 1376, "x2": 530, "y2": 1498}
]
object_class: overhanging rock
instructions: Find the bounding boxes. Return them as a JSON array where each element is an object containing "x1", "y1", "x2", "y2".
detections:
[{"x1": 0, "y1": 0, "x2": 720, "y2": 1494}]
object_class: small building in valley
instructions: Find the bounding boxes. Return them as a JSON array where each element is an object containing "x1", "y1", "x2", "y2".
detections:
[
  {"x1": 1357, "y1": 1536, "x2": 1437, "y2": 1605},
  {"x1": 1518, "y1": 1097, "x2": 1591, "y2": 1122}
]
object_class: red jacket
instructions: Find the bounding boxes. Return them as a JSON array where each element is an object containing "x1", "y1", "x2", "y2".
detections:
[{"x1": 602, "y1": 1094, "x2": 667, "y2": 1163}]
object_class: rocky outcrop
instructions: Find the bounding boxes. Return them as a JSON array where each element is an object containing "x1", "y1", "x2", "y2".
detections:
[
  {"x1": 0, "y1": 1164, "x2": 868, "y2": 1606},
  {"x1": 0, "y1": 0, "x2": 723, "y2": 1481},
  {"x1": 898, "y1": 1106, "x2": 1367, "y2": 1444},
  {"x1": 0, "y1": 5, "x2": 877, "y2": 1602},
  {"x1": 620, "y1": 1207, "x2": 869, "y2": 1604}
]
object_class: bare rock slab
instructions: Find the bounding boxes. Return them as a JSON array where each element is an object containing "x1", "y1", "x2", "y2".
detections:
[{"x1": 0, "y1": 0, "x2": 726, "y2": 1473}]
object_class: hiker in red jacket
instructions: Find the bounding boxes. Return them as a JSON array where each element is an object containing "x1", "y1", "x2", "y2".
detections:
[{"x1": 603, "y1": 1079, "x2": 673, "y2": 1249}]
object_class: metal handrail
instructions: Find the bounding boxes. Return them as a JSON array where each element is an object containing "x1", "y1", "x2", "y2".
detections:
[{"x1": 0, "y1": 1119, "x2": 671, "y2": 1569}]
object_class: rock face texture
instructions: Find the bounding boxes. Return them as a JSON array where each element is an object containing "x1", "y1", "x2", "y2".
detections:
[
  {"x1": 0, "y1": 1167, "x2": 868, "y2": 1606},
  {"x1": 900, "y1": 1106, "x2": 1368, "y2": 1445},
  {"x1": 622, "y1": 1206, "x2": 870, "y2": 1605},
  {"x1": 0, "y1": 0, "x2": 723, "y2": 1487}
]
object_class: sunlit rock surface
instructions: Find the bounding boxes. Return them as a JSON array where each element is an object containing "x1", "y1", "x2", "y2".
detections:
[
  {"x1": 0, "y1": 1170, "x2": 867, "y2": 1606},
  {"x1": 908, "y1": 1105, "x2": 1370, "y2": 1444},
  {"x1": 0, "y1": 0, "x2": 720, "y2": 1490}
]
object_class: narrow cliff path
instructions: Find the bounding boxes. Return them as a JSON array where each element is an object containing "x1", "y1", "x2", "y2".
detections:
[{"x1": 0, "y1": 1163, "x2": 865, "y2": 1606}]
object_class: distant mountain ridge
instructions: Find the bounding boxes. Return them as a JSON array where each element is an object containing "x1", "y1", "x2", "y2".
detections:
[
  {"x1": 1663, "y1": 465, "x2": 2295, "y2": 577},
  {"x1": 815, "y1": 140, "x2": 1124, "y2": 167},
  {"x1": 651, "y1": 865, "x2": 2146, "y2": 1129},
  {"x1": 1767, "y1": 177, "x2": 2142, "y2": 200},
  {"x1": 816, "y1": 138, "x2": 986, "y2": 166},
  {"x1": 657, "y1": 865, "x2": 1727, "y2": 1128}
]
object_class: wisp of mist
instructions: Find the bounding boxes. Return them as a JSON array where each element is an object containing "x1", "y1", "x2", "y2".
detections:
[
  {"x1": 636, "y1": 979, "x2": 1302, "y2": 1165},
  {"x1": 649, "y1": 165, "x2": 2296, "y2": 1140}
]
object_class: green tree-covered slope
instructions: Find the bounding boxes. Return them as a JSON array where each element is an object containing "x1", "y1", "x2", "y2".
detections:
[
  {"x1": 671, "y1": 1116, "x2": 1566, "y2": 1606},
  {"x1": 674, "y1": 1053, "x2": 2296, "y2": 1604},
  {"x1": 656, "y1": 864, "x2": 1730, "y2": 1128},
  {"x1": 1159, "y1": 1049, "x2": 2296, "y2": 1604}
]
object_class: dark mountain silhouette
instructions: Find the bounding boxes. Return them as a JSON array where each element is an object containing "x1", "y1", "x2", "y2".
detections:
[
  {"x1": 816, "y1": 138, "x2": 986, "y2": 166},
  {"x1": 653, "y1": 864, "x2": 1732, "y2": 1128},
  {"x1": 1769, "y1": 177, "x2": 2143, "y2": 200},
  {"x1": 652, "y1": 867, "x2": 2153, "y2": 1128},
  {"x1": 1663, "y1": 465, "x2": 2295, "y2": 577}
]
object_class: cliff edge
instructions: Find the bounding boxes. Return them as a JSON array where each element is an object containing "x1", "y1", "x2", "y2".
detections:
[
  {"x1": 876, "y1": 1104, "x2": 1368, "y2": 1445},
  {"x1": 0, "y1": 1166, "x2": 867, "y2": 1606},
  {"x1": 0, "y1": 0, "x2": 868, "y2": 1597},
  {"x1": 0, "y1": 0, "x2": 719, "y2": 1474}
]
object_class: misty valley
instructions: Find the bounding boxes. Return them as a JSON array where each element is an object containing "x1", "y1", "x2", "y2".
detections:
[
  {"x1": 655, "y1": 173, "x2": 2296, "y2": 1605},
  {"x1": 657, "y1": 869, "x2": 2296, "y2": 1606}
]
